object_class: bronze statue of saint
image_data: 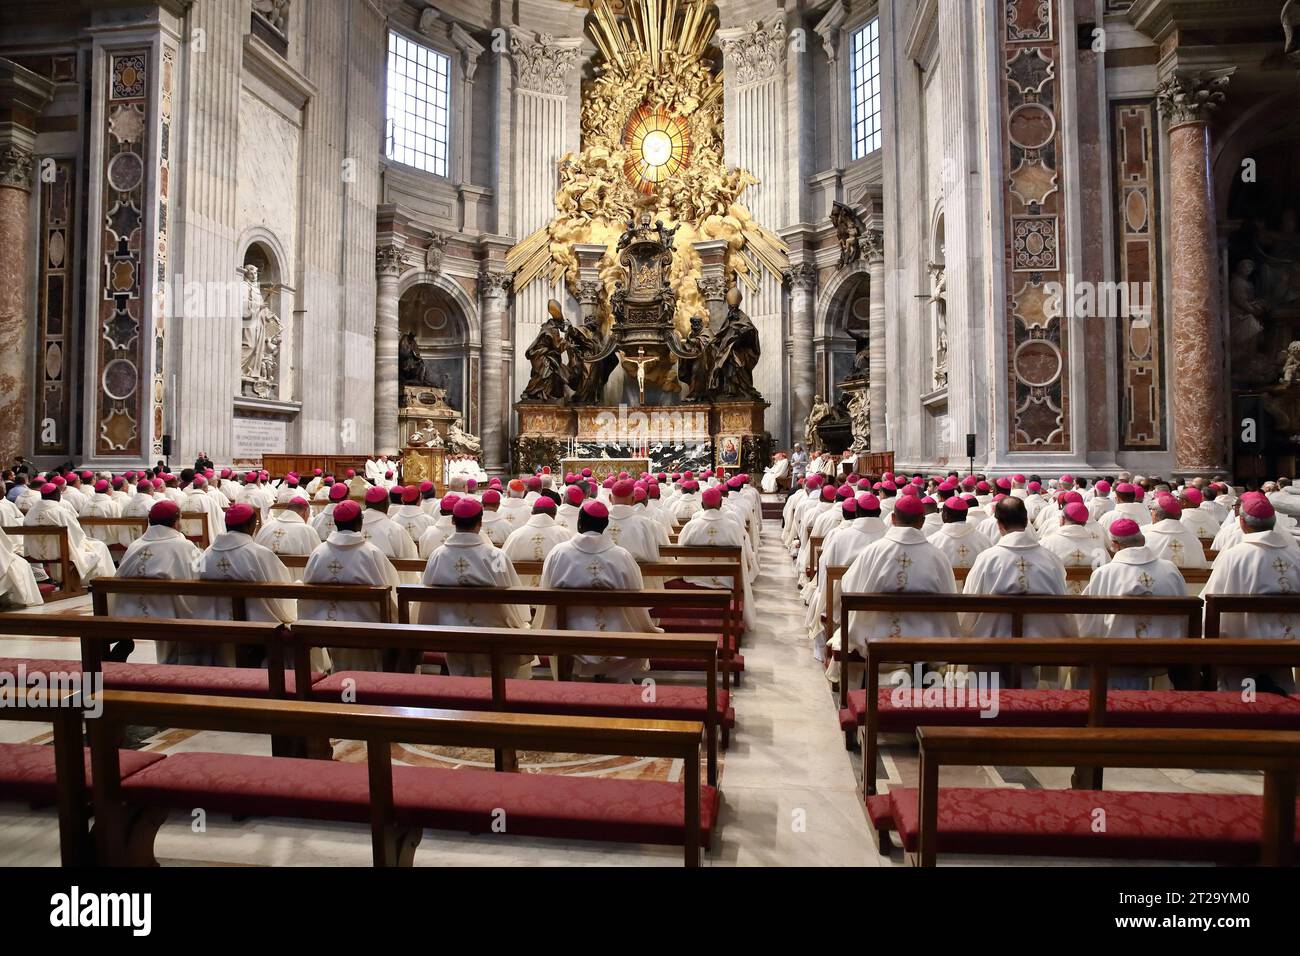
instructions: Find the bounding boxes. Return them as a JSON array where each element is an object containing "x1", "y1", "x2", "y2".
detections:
[
  {"x1": 677, "y1": 314, "x2": 713, "y2": 402},
  {"x1": 521, "y1": 299, "x2": 571, "y2": 401},
  {"x1": 565, "y1": 312, "x2": 617, "y2": 405},
  {"x1": 708, "y1": 287, "x2": 763, "y2": 401}
]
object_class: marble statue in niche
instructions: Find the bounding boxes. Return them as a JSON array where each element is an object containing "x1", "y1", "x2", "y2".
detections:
[
  {"x1": 805, "y1": 394, "x2": 831, "y2": 452},
  {"x1": 848, "y1": 389, "x2": 871, "y2": 454},
  {"x1": 239, "y1": 264, "x2": 283, "y2": 399},
  {"x1": 831, "y1": 201, "x2": 863, "y2": 268},
  {"x1": 928, "y1": 260, "x2": 948, "y2": 390},
  {"x1": 844, "y1": 323, "x2": 870, "y2": 378}
]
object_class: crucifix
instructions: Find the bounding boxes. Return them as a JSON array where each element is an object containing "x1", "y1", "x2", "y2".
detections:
[{"x1": 620, "y1": 347, "x2": 658, "y2": 405}]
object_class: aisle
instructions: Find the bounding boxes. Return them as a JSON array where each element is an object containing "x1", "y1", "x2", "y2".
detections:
[{"x1": 706, "y1": 517, "x2": 879, "y2": 866}]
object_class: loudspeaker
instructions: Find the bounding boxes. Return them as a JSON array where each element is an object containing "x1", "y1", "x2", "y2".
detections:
[
  {"x1": 161, "y1": 434, "x2": 172, "y2": 457},
  {"x1": 965, "y1": 433, "x2": 976, "y2": 458}
]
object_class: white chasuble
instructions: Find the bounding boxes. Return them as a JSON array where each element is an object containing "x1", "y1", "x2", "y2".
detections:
[
  {"x1": 300, "y1": 531, "x2": 400, "y2": 672},
  {"x1": 255, "y1": 509, "x2": 322, "y2": 556},
  {"x1": 535, "y1": 532, "x2": 658, "y2": 680},
  {"x1": 112, "y1": 526, "x2": 203, "y2": 664}
]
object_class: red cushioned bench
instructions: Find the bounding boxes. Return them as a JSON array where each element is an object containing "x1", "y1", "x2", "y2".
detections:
[
  {"x1": 870, "y1": 726, "x2": 1300, "y2": 866},
  {"x1": 852, "y1": 636, "x2": 1300, "y2": 797},
  {"x1": 89, "y1": 691, "x2": 716, "y2": 866},
  {"x1": 0, "y1": 682, "x2": 161, "y2": 865},
  {"x1": 291, "y1": 620, "x2": 729, "y2": 786}
]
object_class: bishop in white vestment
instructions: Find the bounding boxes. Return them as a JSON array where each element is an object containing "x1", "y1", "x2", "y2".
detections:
[
  {"x1": 502, "y1": 498, "x2": 574, "y2": 586},
  {"x1": 111, "y1": 501, "x2": 204, "y2": 664},
  {"x1": 256, "y1": 499, "x2": 321, "y2": 556},
  {"x1": 419, "y1": 498, "x2": 534, "y2": 679}
]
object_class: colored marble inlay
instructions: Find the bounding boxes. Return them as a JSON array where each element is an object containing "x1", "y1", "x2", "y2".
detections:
[
  {"x1": 1001, "y1": 0, "x2": 1069, "y2": 451},
  {"x1": 1112, "y1": 100, "x2": 1165, "y2": 450},
  {"x1": 96, "y1": 50, "x2": 150, "y2": 456},
  {"x1": 36, "y1": 159, "x2": 76, "y2": 455}
]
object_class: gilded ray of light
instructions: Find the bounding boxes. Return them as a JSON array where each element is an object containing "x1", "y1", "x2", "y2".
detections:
[{"x1": 508, "y1": 0, "x2": 789, "y2": 334}]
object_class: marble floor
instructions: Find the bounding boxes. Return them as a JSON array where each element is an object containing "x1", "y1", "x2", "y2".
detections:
[{"x1": 0, "y1": 516, "x2": 1263, "y2": 866}]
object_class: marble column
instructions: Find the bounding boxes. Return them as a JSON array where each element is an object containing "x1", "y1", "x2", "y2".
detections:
[
  {"x1": 786, "y1": 264, "x2": 818, "y2": 440},
  {"x1": 0, "y1": 59, "x2": 55, "y2": 467},
  {"x1": 478, "y1": 268, "x2": 512, "y2": 474},
  {"x1": 1157, "y1": 70, "x2": 1230, "y2": 475},
  {"x1": 865, "y1": 229, "x2": 887, "y2": 451},
  {"x1": 374, "y1": 243, "x2": 404, "y2": 456}
]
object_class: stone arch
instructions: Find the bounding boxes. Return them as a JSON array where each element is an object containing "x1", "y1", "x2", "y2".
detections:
[
  {"x1": 398, "y1": 271, "x2": 481, "y2": 347},
  {"x1": 813, "y1": 260, "x2": 872, "y2": 402},
  {"x1": 397, "y1": 277, "x2": 478, "y2": 428},
  {"x1": 236, "y1": 226, "x2": 293, "y2": 402}
]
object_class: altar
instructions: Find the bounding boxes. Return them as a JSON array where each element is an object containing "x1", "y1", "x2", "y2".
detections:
[
  {"x1": 560, "y1": 458, "x2": 650, "y2": 482},
  {"x1": 511, "y1": 212, "x2": 773, "y2": 476}
]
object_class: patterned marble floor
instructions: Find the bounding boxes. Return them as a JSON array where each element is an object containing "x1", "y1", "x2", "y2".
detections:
[{"x1": 0, "y1": 516, "x2": 1263, "y2": 866}]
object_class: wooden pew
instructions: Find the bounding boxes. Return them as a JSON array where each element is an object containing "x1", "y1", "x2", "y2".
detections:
[
  {"x1": 808, "y1": 535, "x2": 824, "y2": 579},
  {"x1": 836, "y1": 592, "x2": 1203, "y2": 748},
  {"x1": 179, "y1": 511, "x2": 211, "y2": 549},
  {"x1": 910, "y1": 726, "x2": 1299, "y2": 866},
  {"x1": 856, "y1": 635, "x2": 1300, "y2": 798},
  {"x1": 1, "y1": 526, "x2": 83, "y2": 602},
  {"x1": 0, "y1": 687, "x2": 94, "y2": 865},
  {"x1": 291, "y1": 621, "x2": 725, "y2": 784},
  {"x1": 397, "y1": 583, "x2": 740, "y2": 687},
  {"x1": 949, "y1": 563, "x2": 1212, "y2": 590},
  {"x1": 1204, "y1": 593, "x2": 1300, "y2": 639},
  {"x1": 89, "y1": 578, "x2": 393, "y2": 624},
  {"x1": 88, "y1": 691, "x2": 711, "y2": 866},
  {"x1": 78, "y1": 516, "x2": 148, "y2": 557}
]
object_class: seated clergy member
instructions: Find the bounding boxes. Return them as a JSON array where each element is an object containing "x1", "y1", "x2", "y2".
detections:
[
  {"x1": 181, "y1": 474, "x2": 227, "y2": 540},
  {"x1": 81, "y1": 478, "x2": 129, "y2": 549},
  {"x1": 605, "y1": 478, "x2": 661, "y2": 563},
  {"x1": 1039, "y1": 501, "x2": 1108, "y2": 569},
  {"x1": 300, "y1": 500, "x2": 400, "y2": 672},
  {"x1": 195, "y1": 503, "x2": 302, "y2": 667},
  {"x1": 1203, "y1": 493, "x2": 1300, "y2": 694},
  {"x1": 255, "y1": 496, "x2": 320, "y2": 556},
  {"x1": 478, "y1": 489, "x2": 513, "y2": 546},
  {"x1": 1098, "y1": 482, "x2": 1151, "y2": 532},
  {"x1": 676, "y1": 485, "x2": 756, "y2": 632},
  {"x1": 502, "y1": 496, "x2": 574, "y2": 585},
  {"x1": 419, "y1": 497, "x2": 534, "y2": 678},
  {"x1": 360, "y1": 485, "x2": 418, "y2": 581},
  {"x1": 390, "y1": 485, "x2": 434, "y2": 547},
  {"x1": 831, "y1": 493, "x2": 958, "y2": 686},
  {"x1": 0, "y1": 526, "x2": 43, "y2": 608},
  {"x1": 310, "y1": 482, "x2": 350, "y2": 540},
  {"x1": 804, "y1": 494, "x2": 888, "y2": 657},
  {"x1": 23, "y1": 482, "x2": 116, "y2": 584},
  {"x1": 418, "y1": 493, "x2": 464, "y2": 557},
  {"x1": 534, "y1": 500, "x2": 659, "y2": 681},
  {"x1": 555, "y1": 484, "x2": 587, "y2": 534},
  {"x1": 1177, "y1": 486, "x2": 1220, "y2": 541},
  {"x1": 1077, "y1": 518, "x2": 1187, "y2": 689},
  {"x1": 1141, "y1": 493, "x2": 1209, "y2": 569},
  {"x1": 963, "y1": 496, "x2": 1076, "y2": 660},
  {"x1": 926, "y1": 496, "x2": 993, "y2": 570},
  {"x1": 112, "y1": 500, "x2": 203, "y2": 664}
]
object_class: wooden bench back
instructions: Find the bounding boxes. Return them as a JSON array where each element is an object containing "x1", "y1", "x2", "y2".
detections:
[
  {"x1": 292, "y1": 620, "x2": 722, "y2": 785},
  {"x1": 857, "y1": 635, "x2": 1300, "y2": 798},
  {"x1": 87, "y1": 690, "x2": 706, "y2": 865},
  {"x1": 89, "y1": 578, "x2": 394, "y2": 623},
  {"x1": 1, "y1": 525, "x2": 82, "y2": 601},
  {"x1": 914, "y1": 726, "x2": 1300, "y2": 866},
  {"x1": 79, "y1": 516, "x2": 148, "y2": 533},
  {"x1": 180, "y1": 511, "x2": 211, "y2": 549},
  {"x1": 0, "y1": 686, "x2": 87, "y2": 864},
  {"x1": 396, "y1": 584, "x2": 731, "y2": 628},
  {"x1": 1204, "y1": 594, "x2": 1300, "y2": 639}
]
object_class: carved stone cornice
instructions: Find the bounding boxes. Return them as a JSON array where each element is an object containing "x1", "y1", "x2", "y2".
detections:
[
  {"x1": 717, "y1": 19, "x2": 787, "y2": 86},
  {"x1": 1155, "y1": 68, "x2": 1232, "y2": 127},
  {"x1": 478, "y1": 267, "x2": 514, "y2": 301},
  {"x1": 509, "y1": 31, "x2": 582, "y2": 96},
  {"x1": 376, "y1": 243, "x2": 406, "y2": 278},
  {"x1": 0, "y1": 143, "x2": 35, "y2": 192},
  {"x1": 785, "y1": 263, "x2": 818, "y2": 293},
  {"x1": 418, "y1": 8, "x2": 486, "y2": 82}
]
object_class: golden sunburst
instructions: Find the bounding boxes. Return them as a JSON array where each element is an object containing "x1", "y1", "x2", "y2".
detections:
[{"x1": 623, "y1": 104, "x2": 692, "y2": 191}]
